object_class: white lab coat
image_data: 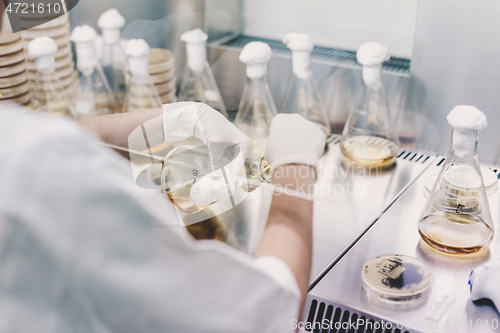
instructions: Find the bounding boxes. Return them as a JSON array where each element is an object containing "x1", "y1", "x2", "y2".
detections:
[{"x1": 0, "y1": 111, "x2": 300, "y2": 333}]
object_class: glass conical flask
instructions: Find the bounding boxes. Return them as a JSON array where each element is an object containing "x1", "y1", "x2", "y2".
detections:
[
  {"x1": 321, "y1": 67, "x2": 358, "y2": 134},
  {"x1": 27, "y1": 36, "x2": 75, "y2": 116},
  {"x1": 418, "y1": 106, "x2": 493, "y2": 255},
  {"x1": 98, "y1": 8, "x2": 127, "y2": 113},
  {"x1": 280, "y1": 33, "x2": 330, "y2": 137},
  {"x1": 70, "y1": 25, "x2": 115, "y2": 120},
  {"x1": 234, "y1": 41, "x2": 277, "y2": 158},
  {"x1": 123, "y1": 39, "x2": 162, "y2": 112},
  {"x1": 178, "y1": 29, "x2": 227, "y2": 117},
  {"x1": 340, "y1": 42, "x2": 400, "y2": 166}
]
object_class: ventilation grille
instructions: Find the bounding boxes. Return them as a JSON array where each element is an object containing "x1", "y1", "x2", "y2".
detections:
[
  {"x1": 217, "y1": 35, "x2": 411, "y2": 76},
  {"x1": 397, "y1": 150, "x2": 431, "y2": 164},
  {"x1": 305, "y1": 298, "x2": 419, "y2": 333}
]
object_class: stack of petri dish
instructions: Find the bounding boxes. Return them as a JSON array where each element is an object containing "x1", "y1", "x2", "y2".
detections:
[
  {"x1": 20, "y1": 14, "x2": 77, "y2": 91},
  {"x1": 148, "y1": 48, "x2": 176, "y2": 104},
  {"x1": 0, "y1": 32, "x2": 31, "y2": 109}
]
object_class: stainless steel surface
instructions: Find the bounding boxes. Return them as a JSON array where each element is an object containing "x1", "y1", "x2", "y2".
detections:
[
  {"x1": 307, "y1": 156, "x2": 500, "y2": 332},
  {"x1": 310, "y1": 136, "x2": 436, "y2": 284}
]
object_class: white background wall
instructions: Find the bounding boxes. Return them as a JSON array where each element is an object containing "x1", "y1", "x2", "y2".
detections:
[{"x1": 242, "y1": 0, "x2": 419, "y2": 58}]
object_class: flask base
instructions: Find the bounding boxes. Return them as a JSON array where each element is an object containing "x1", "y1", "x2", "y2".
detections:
[{"x1": 418, "y1": 212, "x2": 493, "y2": 255}]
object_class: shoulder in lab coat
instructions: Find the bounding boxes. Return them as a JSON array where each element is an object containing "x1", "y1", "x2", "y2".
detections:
[{"x1": 0, "y1": 110, "x2": 300, "y2": 333}]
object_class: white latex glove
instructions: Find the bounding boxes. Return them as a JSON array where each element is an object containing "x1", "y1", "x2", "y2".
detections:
[
  {"x1": 265, "y1": 114, "x2": 326, "y2": 175},
  {"x1": 470, "y1": 260, "x2": 500, "y2": 309},
  {"x1": 163, "y1": 102, "x2": 258, "y2": 205}
]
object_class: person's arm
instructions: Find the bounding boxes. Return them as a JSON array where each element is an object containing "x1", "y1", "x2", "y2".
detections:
[
  {"x1": 254, "y1": 164, "x2": 316, "y2": 310},
  {"x1": 78, "y1": 108, "x2": 163, "y2": 150}
]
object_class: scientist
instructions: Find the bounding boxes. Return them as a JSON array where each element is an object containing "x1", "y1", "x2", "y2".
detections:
[{"x1": 0, "y1": 99, "x2": 326, "y2": 331}]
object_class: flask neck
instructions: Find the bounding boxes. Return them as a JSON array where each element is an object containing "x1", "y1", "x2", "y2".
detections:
[
  {"x1": 451, "y1": 128, "x2": 478, "y2": 158},
  {"x1": 291, "y1": 50, "x2": 312, "y2": 80},
  {"x1": 362, "y1": 64, "x2": 382, "y2": 90},
  {"x1": 246, "y1": 64, "x2": 267, "y2": 80},
  {"x1": 75, "y1": 41, "x2": 97, "y2": 74},
  {"x1": 186, "y1": 42, "x2": 207, "y2": 73},
  {"x1": 35, "y1": 55, "x2": 56, "y2": 74},
  {"x1": 129, "y1": 55, "x2": 150, "y2": 77},
  {"x1": 102, "y1": 28, "x2": 121, "y2": 45}
]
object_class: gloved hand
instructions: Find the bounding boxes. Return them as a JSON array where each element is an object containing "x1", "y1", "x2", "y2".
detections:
[
  {"x1": 265, "y1": 114, "x2": 326, "y2": 176},
  {"x1": 470, "y1": 260, "x2": 500, "y2": 309},
  {"x1": 163, "y1": 102, "x2": 258, "y2": 206}
]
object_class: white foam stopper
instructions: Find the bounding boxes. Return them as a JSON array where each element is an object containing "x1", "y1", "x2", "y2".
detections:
[
  {"x1": 27, "y1": 37, "x2": 57, "y2": 74},
  {"x1": 70, "y1": 25, "x2": 97, "y2": 43},
  {"x1": 126, "y1": 39, "x2": 150, "y2": 77},
  {"x1": 447, "y1": 106, "x2": 487, "y2": 158},
  {"x1": 283, "y1": 33, "x2": 314, "y2": 80},
  {"x1": 97, "y1": 9, "x2": 125, "y2": 30},
  {"x1": 239, "y1": 41, "x2": 272, "y2": 80},
  {"x1": 357, "y1": 42, "x2": 390, "y2": 89},
  {"x1": 98, "y1": 9, "x2": 125, "y2": 45},
  {"x1": 71, "y1": 25, "x2": 98, "y2": 74},
  {"x1": 180, "y1": 29, "x2": 208, "y2": 73}
]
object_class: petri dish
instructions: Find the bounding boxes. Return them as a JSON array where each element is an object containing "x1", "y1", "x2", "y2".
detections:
[
  {"x1": 362, "y1": 254, "x2": 431, "y2": 310},
  {"x1": 424, "y1": 165, "x2": 498, "y2": 198},
  {"x1": 159, "y1": 89, "x2": 177, "y2": 104},
  {"x1": 0, "y1": 61, "x2": 26, "y2": 78},
  {"x1": 0, "y1": 50, "x2": 26, "y2": 67},
  {"x1": 27, "y1": 54, "x2": 72, "y2": 71},
  {"x1": 22, "y1": 33, "x2": 69, "y2": 48},
  {"x1": 0, "y1": 34, "x2": 23, "y2": 56},
  {"x1": 150, "y1": 70, "x2": 175, "y2": 84},
  {"x1": 20, "y1": 23, "x2": 69, "y2": 40},
  {"x1": 0, "y1": 71, "x2": 27, "y2": 88},
  {"x1": 149, "y1": 49, "x2": 175, "y2": 67},
  {"x1": 155, "y1": 80, "x2": 175, "y2": 95},
  {"x1": 0, "y1": 81, "x2": 30, "y2": 99},
  {"x1": 18, "y1": 14, "x2": 68, "y2": 30},
  {"x1": 0, "y1": 91, "x2": 31, "y2": 106}
]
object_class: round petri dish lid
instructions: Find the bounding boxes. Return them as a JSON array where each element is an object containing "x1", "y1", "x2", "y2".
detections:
[
  {"x1": 18, "y1": 14, "x2": 68, "y2": 30},
  {"x1": 0, "y1": 33, "x2": 23, "y2": 56},
  {"x1": 0, "y1": 81, "x2": 30, "y2": 99},
  {"x1": 21, "y1": 23, "x2": 69, "y2": 40},
  {"x1": 0, "y1": 61, "x2": 26, "y2": 78},
  {"x1": 27, "y1": 44, "x2": 71, "y2": 61},
  {"x1": 0, "y1": 33, "x2": 22, "y2": 45},
  {"x1": 0, "y1": 71, "x2": 27, "y2": 88},
  {"x1": 424, "y1": 165, "x2": 498, "y2": 197},
  {"x1": 27, "y1": 54, "x2": 72, "y2": 71},
  {"x1": 22, "y1": 33, "x2": 69, "y2": 47},
  {"x1": 160, "y1": 89, "x2": 176, "y2": 103},
  {"x1": 149, "y1": 69, "x2": 176, "y2": 84},
  {"x1": 155, "y1": 80, "x2": 175, "y2": 95},
  {"x1": 0, "y1": 91, "x2": 31, "y2": 106},
  {"x1": 0, "y1": 49, "x2": 26, "y2": 67},
  {"x1": 362, "y1": 254, "x2": 431, "y2": 309},
  {"x1": 149, "y1": 48, "x2": 175, "y2": 66}
]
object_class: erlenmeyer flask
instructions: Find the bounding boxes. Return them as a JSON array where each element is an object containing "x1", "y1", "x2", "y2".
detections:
[
  {"x1": 280, "y1": 33, "x2": 330, "y2": 137},
  {"x1": 27, "y1": 36, "x2": 75, "y2": 116},
  {"x1": 178, "y1": 29, "x2": 227, "y2": 117},
  {"x1": 340, "y1": 42, "x2": 399, "y2": 166},
  {"x1": 418, "y1": 106, "x2": 493, "y2": 255},
  {"x1": 98, "y1": 8, "x2": 127, "y2": 113},
  {"x1": 234, "y1": 41, "x2": 277, "y2": 158},
  {"x1": 322, "y1": 66, "x2": 358, "y2": 134},
  {"x1": 70, "y1": 25, "x2": 115, "y2": 120},
  {"x1": 123, "y1": 39, "x2": 162, "y2": 112}
]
